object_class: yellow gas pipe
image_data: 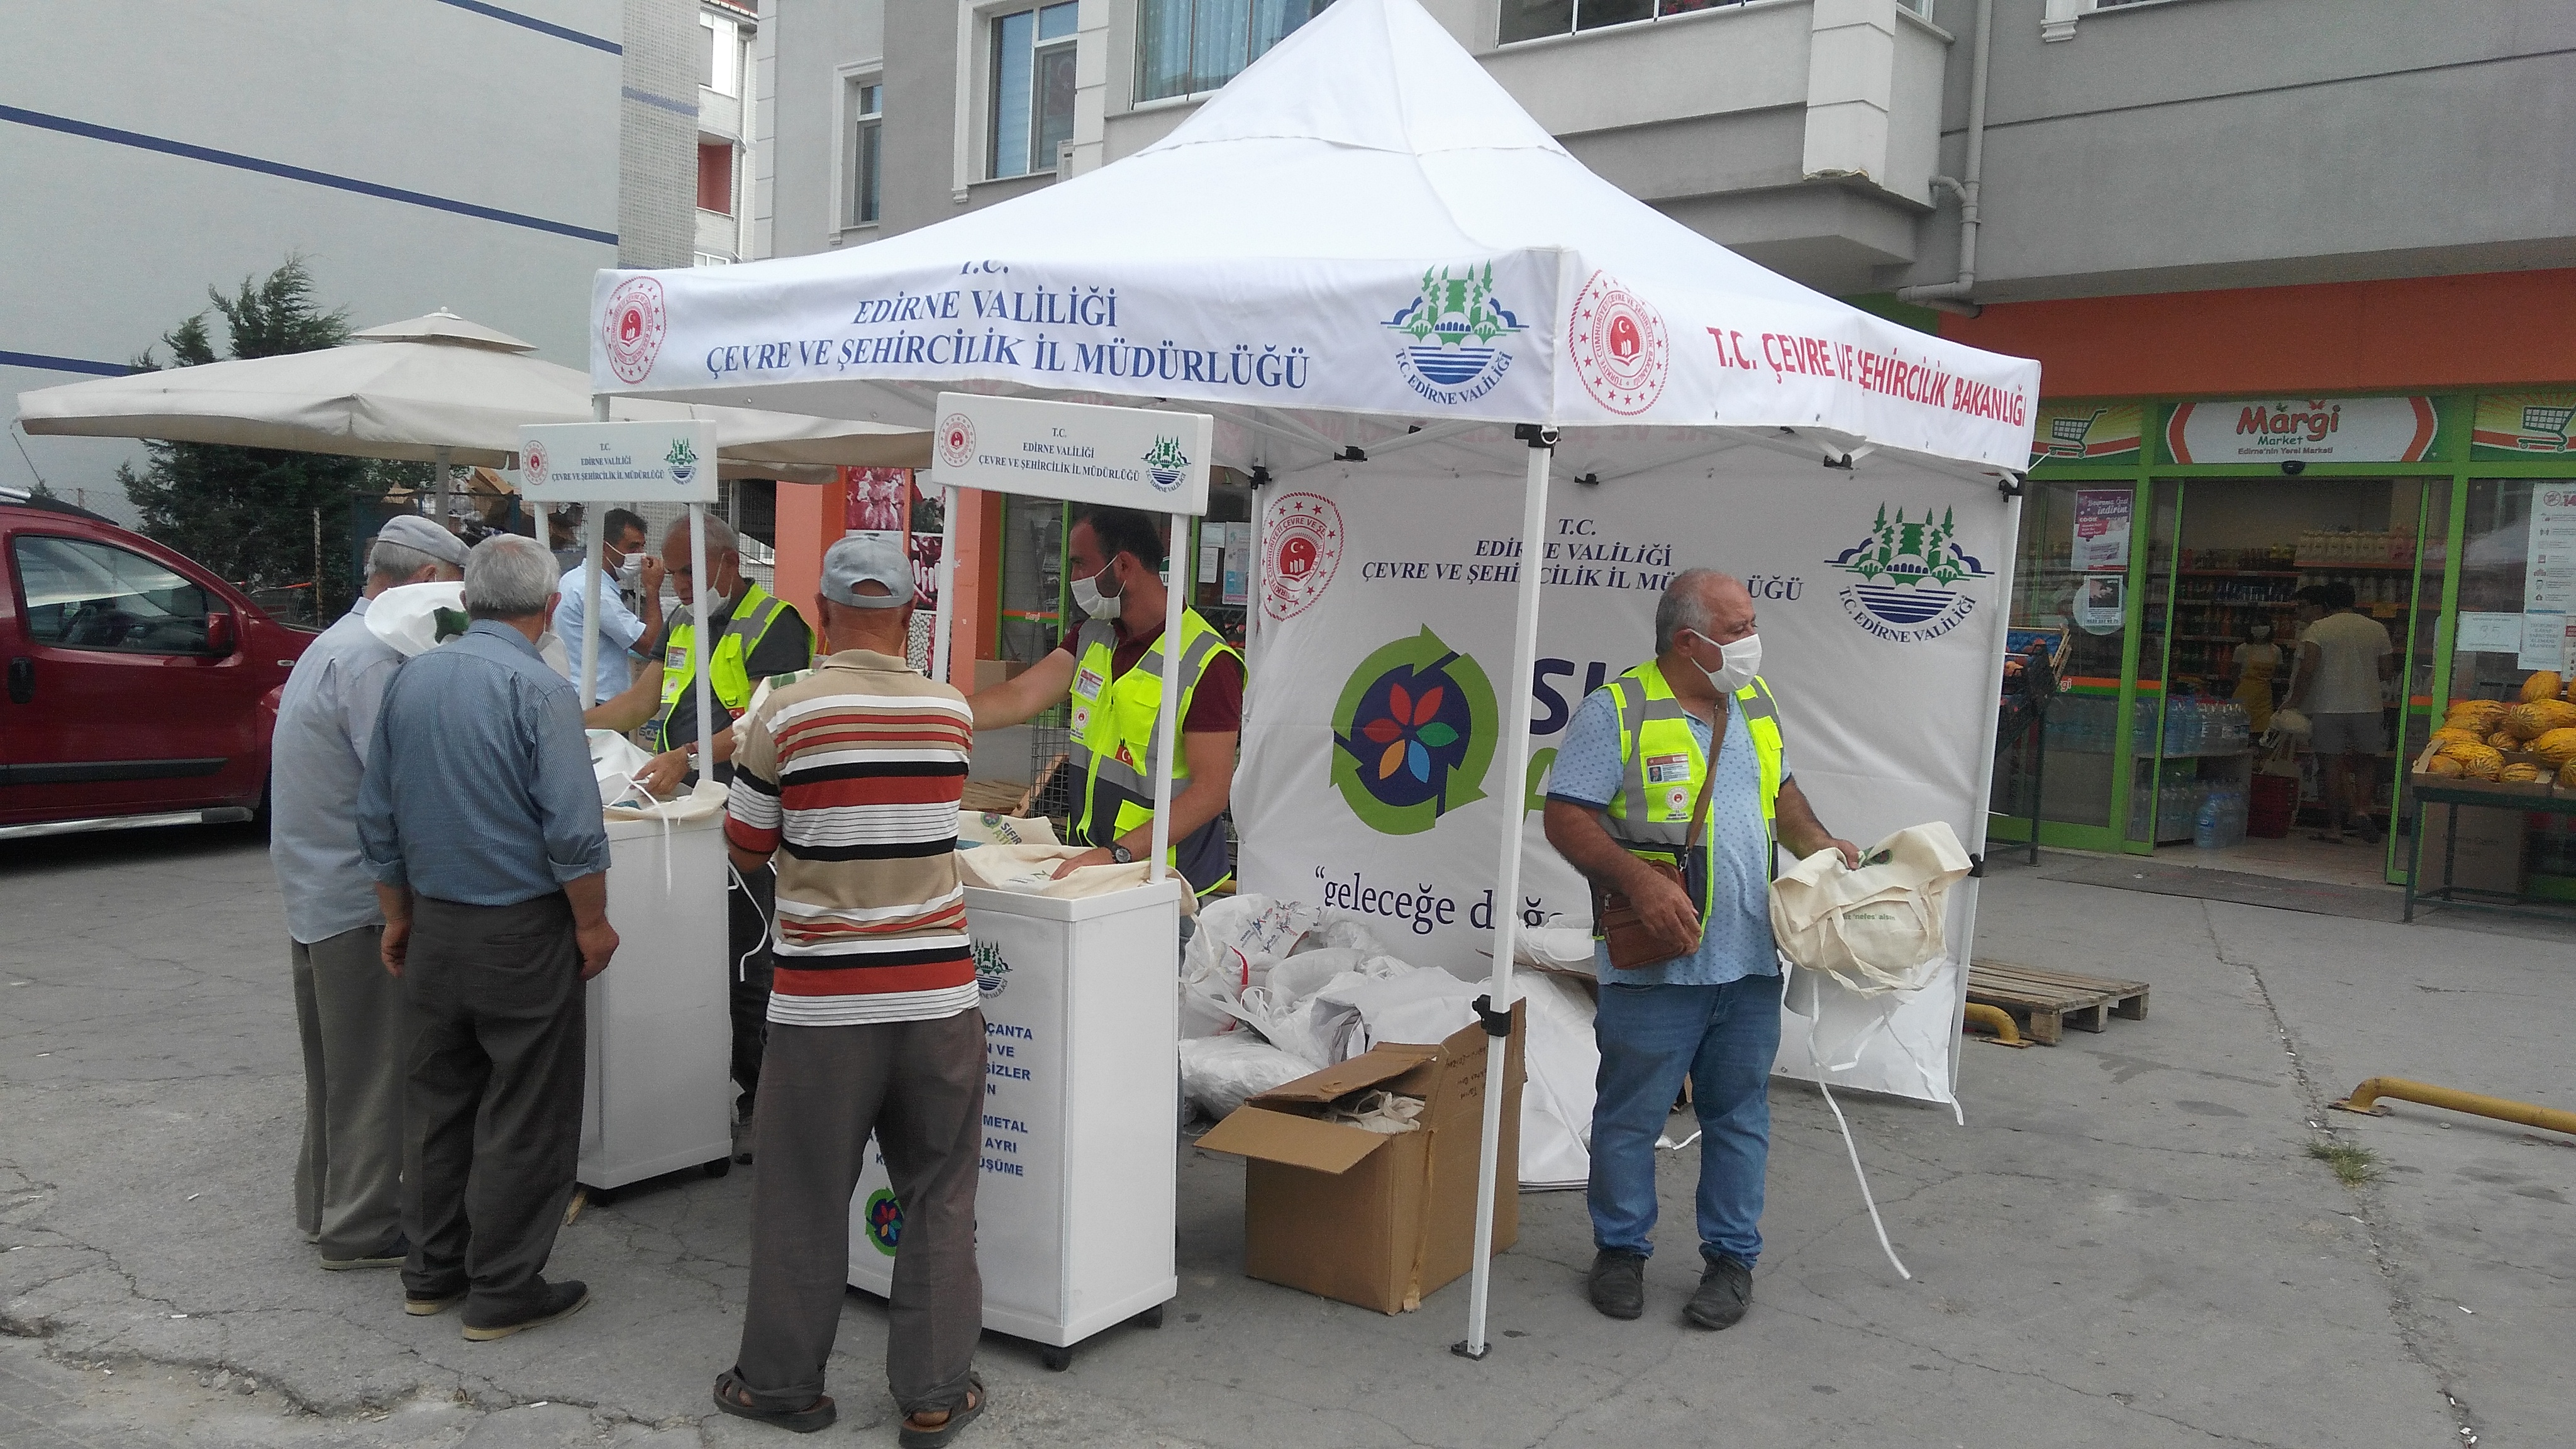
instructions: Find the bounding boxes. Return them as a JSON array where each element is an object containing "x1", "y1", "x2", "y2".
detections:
[
  {"x1": 2329, "y1": 1077, "x2": 2576, "y2": 1136},
  {"x1": 1962, "y1": 1002, "x2": 2026, "y2": 1047}
]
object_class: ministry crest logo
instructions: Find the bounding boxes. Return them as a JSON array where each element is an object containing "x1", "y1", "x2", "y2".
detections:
[
  {"x1": 1383, "y1": 263, "x2": 1526, "y2": 406},
  {"x1": 1827, "y1": 504, "x2": 1994, "y2": 643}
]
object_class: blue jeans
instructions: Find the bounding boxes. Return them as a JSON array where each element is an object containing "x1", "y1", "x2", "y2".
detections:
[{"x1": 1587, "y1": 974, "x2": 1782, "y2": 1266}]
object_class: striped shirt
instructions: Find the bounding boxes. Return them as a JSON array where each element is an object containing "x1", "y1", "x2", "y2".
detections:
[{"x1": 725, "y1": 648, "x2": 976, "y2": 1026}]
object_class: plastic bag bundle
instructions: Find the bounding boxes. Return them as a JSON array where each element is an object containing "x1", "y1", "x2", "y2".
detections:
[
  {"x1": 1177, "y1": 894, "x2": 1323, "y2": 1038},
  {"x1": 1768, "y1": 821, "x2": 1972, "y2": 995},
  {"x1": 1179, "y1": 1035, "x2": 1315, "y2": 1119}
]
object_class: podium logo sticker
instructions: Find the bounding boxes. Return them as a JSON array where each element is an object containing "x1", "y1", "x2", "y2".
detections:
[
  {"x1": 1827, "y1": 503, "x2": 1993, "y2": 644},
  {"x1": 1330, "y1": 626, "x2": 1497, "y2": 835},
  {"x1": 972, "y1": 940, "x2": 1010, "y2": 999},
  {"x1": 601, "y1": 277, "x2": 666, "y2": 384}
]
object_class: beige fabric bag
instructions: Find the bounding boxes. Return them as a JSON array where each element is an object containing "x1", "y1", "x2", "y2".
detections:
[{"x1": 1768, "y1": 821, "x2": 1972, "y2": 994}]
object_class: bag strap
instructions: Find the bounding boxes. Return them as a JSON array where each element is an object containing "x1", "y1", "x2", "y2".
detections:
[{"x1": 1683, "y1": 702, "x2": 1724, "y2": 847}]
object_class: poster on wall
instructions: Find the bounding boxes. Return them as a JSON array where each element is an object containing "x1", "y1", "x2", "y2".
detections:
[
  {"x1": 1233, "y1": 455, "x2": 2016, "y2": 1104},
  {"x1": 2470, "y1": 392, "x2": 2576, "y2": 459},
  {"x1": 2070, "y1": 489, "x2": 2132, "y2": 572},
  {"x1": 2165, "y1": 397, "x2": 2438, "y2": 464},
  {"x1": 2030, "y1": 402, "x2": 2144, "y2": 465},
  {"x1": 2523, "y1": 483, "x2": 2576, "y2": 671},
  {"x1": 2074, "y1": 574, "x2": 2126, "y2": 635},
  {"x1": 841, "y1": 466, "x2": 937, "y2": 609}
]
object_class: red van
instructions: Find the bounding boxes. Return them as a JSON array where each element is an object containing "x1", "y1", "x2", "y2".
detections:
[{"x1": 0, "y1": 486, "x2": 314, "y2": 840}]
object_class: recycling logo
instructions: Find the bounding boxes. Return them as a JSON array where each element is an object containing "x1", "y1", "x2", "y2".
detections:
[{"x1": 1329, "y1": 626, "x2": 1498, "y2": 836}]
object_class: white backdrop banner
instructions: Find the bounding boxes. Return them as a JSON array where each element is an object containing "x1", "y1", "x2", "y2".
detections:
[{"x1": 1236, "y1": 452, "x2": 2012, "y2": 1102}]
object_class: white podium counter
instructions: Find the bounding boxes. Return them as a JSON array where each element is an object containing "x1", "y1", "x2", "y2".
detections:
[
  {"x1": 847, "y1": 879, "x2": 1182, "y2": 1370},
  {"x1": 580, "y1": 806, "x2": 733, "y2": 1192}
]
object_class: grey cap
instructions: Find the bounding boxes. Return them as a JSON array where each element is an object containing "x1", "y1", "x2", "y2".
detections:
[
  {"x1": 821, "y1": 531, "x2": 915, "y2": 609},
  {"x1": 378, "y1": 513, "x2": 469, "y2": 567}
]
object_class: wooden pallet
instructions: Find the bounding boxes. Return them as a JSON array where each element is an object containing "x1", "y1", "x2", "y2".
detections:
[
  {"x1": 1965, "y1": 960, "x2": 2148, "y2": 1046},
  {"x1": 957, "y1": 753, "x2": 1069, "y2": 821}
]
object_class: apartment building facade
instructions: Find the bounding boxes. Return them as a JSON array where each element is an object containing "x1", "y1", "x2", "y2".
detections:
[{"x1": 2, "y1": 0, "x2": 705, "y2": 515}]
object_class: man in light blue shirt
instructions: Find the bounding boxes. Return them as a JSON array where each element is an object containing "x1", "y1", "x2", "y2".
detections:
[
  {"x1": 270, "y1": 514, "x2": 464, "y2": 1270},
  {"x1": 1544, "y1": 569, "x2": 1857, "y2": 1334},
  {"x1": 550, "y1": 506, "x2": 662, "y2": 702},
  {"x1": 359, "y1": 533, "x2": 617, "y2": 1341}
]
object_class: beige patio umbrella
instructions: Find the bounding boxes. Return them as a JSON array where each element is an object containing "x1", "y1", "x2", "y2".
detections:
[{"x1": 14, "y1": 308, "x2": 928, "y2": 510}]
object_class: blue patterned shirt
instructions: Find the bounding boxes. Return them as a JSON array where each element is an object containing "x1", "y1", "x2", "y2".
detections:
[{"x1": 1545, "y1": 686, "x2": 1783, "y2": 986}]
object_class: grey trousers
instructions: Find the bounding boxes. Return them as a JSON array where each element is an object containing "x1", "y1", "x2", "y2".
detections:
[
  {"x1": 292, "y1": 925, "x2": 407, "y2": 1259},
  {"x1": 734, "y1": 1012, "x2": 985, "y2": 1416},
  {"x1": 398, "y1": 893, "x2": 586, "y2": 1319}
]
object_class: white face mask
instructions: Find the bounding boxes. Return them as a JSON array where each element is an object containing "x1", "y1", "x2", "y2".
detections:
[
  {"x1": 1070, "y1": 563, "x2": 1122, "y2": 621},
  {"x1": 613, "y1": 551, "x2": 645, "y2": 586},
  {"x1": 1682, "y1": 631, "x2": 1762, "y2": 695}
]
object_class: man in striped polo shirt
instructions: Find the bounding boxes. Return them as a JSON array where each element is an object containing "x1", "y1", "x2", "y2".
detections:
[{"x1": 710, "y1": 535, "x2": 988, "y2": 1443}]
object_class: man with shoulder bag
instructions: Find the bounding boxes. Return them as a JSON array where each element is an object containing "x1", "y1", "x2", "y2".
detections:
[{"x1": 1541, "y1": 569, "x2": 1857, "y2": 1331}]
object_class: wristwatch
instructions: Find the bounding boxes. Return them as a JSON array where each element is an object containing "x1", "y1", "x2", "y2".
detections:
[{"x1": 1108, "y1": 843, "x2": 1135, "y2": 865}]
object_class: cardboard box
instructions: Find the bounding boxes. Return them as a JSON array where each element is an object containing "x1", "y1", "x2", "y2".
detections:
[
  {"x1": 2418, "y1": 798, "x2": 2529, "y2": 896},
  {"x1": 1196, "y1": 1011, "x2": 1525, "y2": 1315},
  {"x1": 972, "y1": 657, "x2": 1032, "y2": 692}
]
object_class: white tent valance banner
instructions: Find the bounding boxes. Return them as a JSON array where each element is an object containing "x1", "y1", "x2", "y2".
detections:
[{"x1": 1235, "y1": 445, "x2": 2007, "y2": 1104}]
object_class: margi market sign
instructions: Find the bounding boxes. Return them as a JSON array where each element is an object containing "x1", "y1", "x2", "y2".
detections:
[{"x1": 2166, "y1": 397, "x2": 2438, "y2": 464}]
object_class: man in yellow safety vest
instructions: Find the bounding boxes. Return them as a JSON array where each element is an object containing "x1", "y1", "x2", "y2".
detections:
[
  {"x1": 592, "y1": 514, "x2": 813, "y2": 1161},
  {"x1": 1542, "y1": 569, "x2": 1857, "y2": 1335},
  {"x1": 968, "y1": 506, "x2": 1243, "y2": 899}
]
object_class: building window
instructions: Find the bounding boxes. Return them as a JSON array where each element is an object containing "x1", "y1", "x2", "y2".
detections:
[
  {"x1": 848, "y1": 80, "x2": 884, "y2": 225},
  {"x1": 697, "y1": 142, "x2": 734, "y2": 214},
  {"x1": 1501, "y1": 0, "x2": 1886, "y2": 45},
  {"x1": 989, "y1": 3, "x2": 1078, "y2": 179},
  {"x1": 1136, "y1": 0, "x2": 1330, "y2": 103},
  {"x1": 701, "y1": 13, "x2": 741, "y2": 96}
]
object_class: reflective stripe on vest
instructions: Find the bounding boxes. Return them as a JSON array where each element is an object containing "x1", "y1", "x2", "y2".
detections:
[
  {"x1": 655, "y1": 586, "x2": 792, "y2": 752},
  {"x1": 1064, "y1": 609, "x2": 1237, "y2": 889},
  {"x1": 1599, "y1": 660, "x2": 1785, "y2": 896}
]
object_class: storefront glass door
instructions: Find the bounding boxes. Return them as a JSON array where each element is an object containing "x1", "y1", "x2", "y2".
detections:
[
  {"x1": 2136, "y1": 476, "x2": 2450, "y2": 881},
  {"x1": 1992, "y1": 478, "x2": 2139, "y2": 850}
]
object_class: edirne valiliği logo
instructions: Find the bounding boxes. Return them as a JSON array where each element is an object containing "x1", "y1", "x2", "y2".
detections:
[
  {"x1": 1382, "y1": 263, "x2": 1527, "y2": 406},
  {"x1": 1826, "y1": 504, "x2": 1994, "y2": 643}
]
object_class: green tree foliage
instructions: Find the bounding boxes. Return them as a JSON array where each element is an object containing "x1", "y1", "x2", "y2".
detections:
[{"x1": 118, "y1": 259, "x2": 376, "y2": 619}]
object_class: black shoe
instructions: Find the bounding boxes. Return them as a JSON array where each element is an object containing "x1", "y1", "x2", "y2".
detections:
[
  {"x1": 460, "y1": 1279, "x2": 591, "y2": 1341},
  {"x1": 1587, "y1": 1249, "x2": 1646, "y2": 1320},
  {"x1": 732, "y1": 1113, "x2": 755, "y2": 1166},
  {"x1": 1687, "y1": 1254, "x2": 1752, "y2": 1330}
]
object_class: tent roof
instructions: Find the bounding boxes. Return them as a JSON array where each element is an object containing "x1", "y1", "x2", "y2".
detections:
[{"x1": 592, "y1": 0, "x2": 2037, "y2": 474}]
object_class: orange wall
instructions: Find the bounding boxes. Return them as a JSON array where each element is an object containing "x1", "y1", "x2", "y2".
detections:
[
  {"x1": 1939, "y1": 269, "x2": 2576, "y2": 398},
  {"x1": 771, "y1": 478, "x2": 838, "y2": 625},
  {"x1": 771, "y1": 477, "x2": 995, "y2": 689}
]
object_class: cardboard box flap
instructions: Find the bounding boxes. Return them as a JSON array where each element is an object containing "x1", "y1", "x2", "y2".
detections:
[
  {"x1": 1247, "y1": 1043, "x2": 1443, "y2": 1108},
  {"x1": 1195, "y1": 1106, "x2": 1390, "y2": 1175}
]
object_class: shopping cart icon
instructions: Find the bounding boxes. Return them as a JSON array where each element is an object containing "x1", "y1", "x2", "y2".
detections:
[
  {"x1": 2520, "y1": 404, "x2": 2574, "y2": 452},
  {"x1": 2046, "y1": 408, "x2": 2107, "y2": 458}
]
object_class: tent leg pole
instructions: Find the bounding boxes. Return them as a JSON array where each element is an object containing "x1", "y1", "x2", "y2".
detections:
[
  {"x1": 1458, "y1": 432, "x2": 1553, "y2": 1362},
  {"x1": 581, "y1": 514, "x2": 604, "y2": 709},
  {"x1": 931, "y1": 484, "x2": 960, "y2": 685},
  {"x1": 1146, "y1": 509, "x2": 1189, "y2": 887},
  {"x1": 691, "y1": 502, "x2": 715, "y2": 796},
  {"x1": 1950, "y1": 485, "x2": 2024, "y2": 1094}
]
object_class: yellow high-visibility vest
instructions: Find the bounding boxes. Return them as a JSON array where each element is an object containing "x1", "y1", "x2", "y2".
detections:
[
  {"x1": 1065, "y1": 607, "x2": 1240, "y2": 896},
  {"x1": 1598, "y1": 658, "x2": 1785, "y2": 921}
]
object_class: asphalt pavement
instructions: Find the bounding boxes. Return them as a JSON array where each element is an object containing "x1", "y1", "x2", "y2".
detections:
[{"x1": 1, "y1": 824, "x2": 2568, "y2": 1448}]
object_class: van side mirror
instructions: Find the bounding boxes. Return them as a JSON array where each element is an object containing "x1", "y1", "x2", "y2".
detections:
[{"x1": 204, "y1": 611, "x2": 236, "y2": 656}]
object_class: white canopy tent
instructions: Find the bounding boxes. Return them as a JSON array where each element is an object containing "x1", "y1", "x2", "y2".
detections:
[{"x1": 581, "y1": 0, "x2": 2038, "y2": 1357}]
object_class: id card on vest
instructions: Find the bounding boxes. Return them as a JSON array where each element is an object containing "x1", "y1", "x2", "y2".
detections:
[{"x1": 1070, "y1": 663, "x2": 1108, "y2": 735}]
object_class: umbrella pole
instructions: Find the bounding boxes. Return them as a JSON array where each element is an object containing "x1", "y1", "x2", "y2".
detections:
[
  {"x1": 431, "y1": 446, "x2": 450, "y2": 535},
  {"x1": 1457, "y1": 430, "x2": 1552, "y2": 1361}
]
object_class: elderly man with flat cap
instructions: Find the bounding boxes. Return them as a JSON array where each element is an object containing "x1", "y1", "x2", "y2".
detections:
[
  {"x1": 710, "y1": 533, "x2": 987, "y2": 1444},
  {"x1": 270, "y1": 514, "x2": 466, "y2": 1270}
]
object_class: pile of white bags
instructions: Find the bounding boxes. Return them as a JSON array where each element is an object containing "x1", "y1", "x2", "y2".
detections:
[{"x1": 1174, "y1": 894, "x2": 1607, "y2": 1190}]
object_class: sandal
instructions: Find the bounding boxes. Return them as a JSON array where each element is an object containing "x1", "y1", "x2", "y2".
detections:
[
  {"x1": 898, "y1": 1375, "x2": 986, "y2": 1448},
  {"x1": 711, "y1": 1369, "x2": 835, "y2": 1434}
]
